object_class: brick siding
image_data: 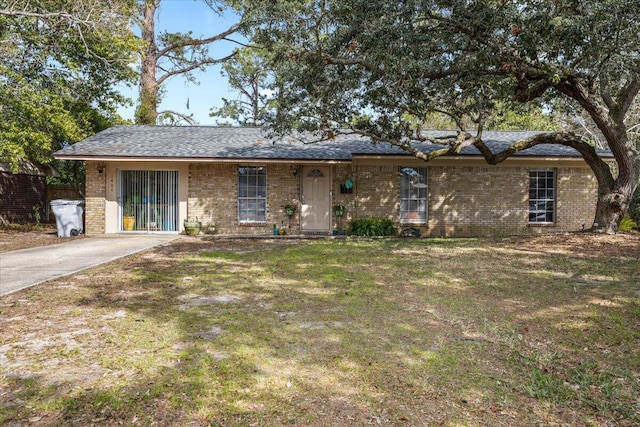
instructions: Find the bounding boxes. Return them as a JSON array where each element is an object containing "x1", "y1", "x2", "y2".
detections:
[
  {"x1": 188, "y1": 163, "x2": 302, "y2": 235},
  {"x1": 84, "y1": 161, "x2": 106, "y2": 235},
  {"x1": 186, "y1": 161, "x2": 598, "y2": 237},
  {"x1": 84, "y1": 158, "x2": 599, "y2": 237}
]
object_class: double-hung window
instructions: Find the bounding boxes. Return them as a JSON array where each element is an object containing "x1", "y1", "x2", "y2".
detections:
[
  {"x1": 400, "y1": 167, "x2": 428, "y2": 223},
  {"x1": 528, "y1": 169, "x2": 556, "y2": 224},
  {"x1": 238, "y1": 166, "x2": 267, "y2": 223}
]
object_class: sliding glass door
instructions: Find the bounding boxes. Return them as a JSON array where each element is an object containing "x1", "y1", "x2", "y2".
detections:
[{"x1": 118, "y1": 170, "x2": 179, "y2": 232}]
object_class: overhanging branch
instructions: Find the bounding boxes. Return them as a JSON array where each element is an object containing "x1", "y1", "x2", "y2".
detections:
[{"x1": 473, "y1": 132, "x2": 615, "y2": 189}]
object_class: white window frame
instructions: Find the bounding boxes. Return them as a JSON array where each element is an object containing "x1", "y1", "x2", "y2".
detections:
[
  {"x1": 528, "y1": 168, "x2": 556, "y2": 224},
  {"x1": 238, "y1": 166, "x2": 267, "y2": 223},
  {"x1": 400, "y1": 166, "x2": 428, "y2": 224}
]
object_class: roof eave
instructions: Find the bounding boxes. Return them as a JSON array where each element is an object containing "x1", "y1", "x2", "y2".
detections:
[
  {"x1": 53, "y1": 154, "x2": 352, "y2": 164},
  {"x1": 350, "y1": 153, "x2": 596, "y2": 162}
]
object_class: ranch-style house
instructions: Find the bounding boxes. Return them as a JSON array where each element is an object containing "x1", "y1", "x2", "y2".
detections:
[{"x1": 53, "y1": 126, "x2": 610, "y2": 237}]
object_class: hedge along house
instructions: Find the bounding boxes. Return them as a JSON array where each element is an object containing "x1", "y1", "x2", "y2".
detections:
[{"x1": 53, "y1": 125, "x2": 610, "y2": 237}]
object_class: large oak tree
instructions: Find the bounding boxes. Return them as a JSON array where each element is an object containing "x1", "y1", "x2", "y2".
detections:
[{"x1": 245, "y1": 0, "x2": 640, "y2": 233}]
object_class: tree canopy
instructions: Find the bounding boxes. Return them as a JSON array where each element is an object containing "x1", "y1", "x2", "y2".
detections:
[
  {"x1": 243, "y1": 0, "x2": 640, "y2": 232},
  {"x1": 0, "y1": 0, "x2": 139, "y2": 171}
]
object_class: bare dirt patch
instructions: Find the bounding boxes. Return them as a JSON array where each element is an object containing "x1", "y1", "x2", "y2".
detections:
[
  {"x1": 503, "y1": 231, "x2": 640, "y2": 259},
  {"x1": 0, "y1": 225, "x2": 85, "y2": 253}
]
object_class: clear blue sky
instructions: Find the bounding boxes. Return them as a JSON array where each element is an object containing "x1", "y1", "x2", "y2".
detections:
[{"x1": 117, "y1": 0, "x2": 243, "y2": 125}]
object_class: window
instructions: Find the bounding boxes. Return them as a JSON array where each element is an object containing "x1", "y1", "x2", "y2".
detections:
[
  {"x1": 529, "y1": 169, "x2": 555, "y2": 224},
  {"x1": 400, "y1": 167, "x2": 428, "y2": 223},
  {"x1": 238, "y1": 166, "x2": 267, "y2": 222}
]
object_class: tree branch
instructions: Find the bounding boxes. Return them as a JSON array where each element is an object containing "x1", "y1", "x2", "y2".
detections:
[
  {"x1": 156, "y1": 51, "x2": 237, "y2": 86},
  {"x1": 473, "y1": 132, "x2": 615, "y2": 190},
  {"x1": 157, "y1": 24, "x2": 239, "y2": 58},
  {"x1": 554, "y1": 79, "x2": 622, "y2": 146},
  {"x1": 613, "y1": 77, "x2": 640, "y2": 122},
  {"x1": 0, "y1": 9, "x2": 92, "y2": 24},
  {"x1": 156, "y1": 110, "x2": 198, "y2": 125}
]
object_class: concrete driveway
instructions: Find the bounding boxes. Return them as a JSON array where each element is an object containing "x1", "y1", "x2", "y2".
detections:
[{"x1": 0, "y1": 235, "x2": 180, "y2": 296}]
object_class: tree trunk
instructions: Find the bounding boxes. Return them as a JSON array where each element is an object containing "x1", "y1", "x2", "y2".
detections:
[
  {"x1": 593, "y1": 164, "x2": 640, "y2": 233},
  {"x1": 135, "y1": 0, "x2": 159, "y2": 125}
]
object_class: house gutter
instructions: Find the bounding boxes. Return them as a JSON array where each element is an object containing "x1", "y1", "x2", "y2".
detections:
[
  {"x1": 350, "y1": 154, "x2": 596, "y2": 163},
  {"x1": 52, "y1": 155, "x2": 351, "y2": 164}
]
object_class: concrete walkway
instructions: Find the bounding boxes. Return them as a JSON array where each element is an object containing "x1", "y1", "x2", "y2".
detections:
[{"x1": 0, "y1": 235, "x2": 180, "y2": 296}]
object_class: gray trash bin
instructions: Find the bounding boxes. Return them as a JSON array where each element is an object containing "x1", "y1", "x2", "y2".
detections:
[{"x1": 50, "y1": 199, "x2": 84, "y2": 237}]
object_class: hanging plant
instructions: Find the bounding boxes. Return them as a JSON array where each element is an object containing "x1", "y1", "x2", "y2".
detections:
[
  {"x1": 284, "y1": 203, "x2": 297, "y2": 216},
  {"x1": 333, "y1": 204, "x2": 346, "y2": 217},
  {"x1": 341, "y1": 177, "x2": 354, "y2": 194},
  {"x1": 344, "y1": 177, "x2": 354, "y2": 190}
]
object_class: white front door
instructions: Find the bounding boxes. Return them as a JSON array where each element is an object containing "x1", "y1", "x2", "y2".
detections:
[{"x1": 301, "y1": 166, "x2": 331, "y2": 231}]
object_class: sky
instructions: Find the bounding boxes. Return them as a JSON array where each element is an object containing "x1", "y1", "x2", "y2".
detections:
[{"x1": 117, "y1": 0, "x2": 244, "y2": 125}]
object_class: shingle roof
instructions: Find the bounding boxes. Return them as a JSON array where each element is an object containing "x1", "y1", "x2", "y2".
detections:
[{"x1": 53, "y1": 125, "x2": 610, "y2": 161}]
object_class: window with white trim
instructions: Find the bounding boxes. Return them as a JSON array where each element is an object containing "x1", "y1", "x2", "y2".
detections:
[
  {"x1": 400, "y1": 167, "x2": 428, "y2": 223},
  {"x1": 529, "y1": 169, "x2": 556, "y2": 224},
  {"x1": 238, "y1": 166, "x2": 267, "y2": 222}
]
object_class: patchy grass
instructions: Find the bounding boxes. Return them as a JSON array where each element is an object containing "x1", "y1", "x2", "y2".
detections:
[{"x1": 1, "y1": 234, "x2": 639, "y2": 426}]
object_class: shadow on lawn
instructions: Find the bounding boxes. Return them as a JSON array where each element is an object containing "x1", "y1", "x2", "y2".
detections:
[{"x1": 2, "y1": 237, "x2": 639, "y2": 426}]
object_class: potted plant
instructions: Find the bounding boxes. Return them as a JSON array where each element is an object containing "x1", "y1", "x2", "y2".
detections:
[
  {"x1": 203, "y1": 221, "x2": 216, "y2": 234},
  {"x1": 123, "y1": 199, "x2": 135, "y2": 231},
  {"x1": 184, "y1": 217, "x2": 202, "y2": 235}
]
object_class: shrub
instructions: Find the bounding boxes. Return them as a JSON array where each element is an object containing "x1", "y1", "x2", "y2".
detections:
[
  {"x1": 347, "y1": 217, "x2": 398, "y2": 236},
  {"x1": 628, "y1": 185, "x2": 640, "y2": 227},
  {"x1": 619, "y1": 216, "x2": 637, "y2": 232}
]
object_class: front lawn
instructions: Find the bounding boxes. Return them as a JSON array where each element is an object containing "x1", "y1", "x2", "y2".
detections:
[{"x1": 1, "y1": 234, "x2": 639, "y2": 426}]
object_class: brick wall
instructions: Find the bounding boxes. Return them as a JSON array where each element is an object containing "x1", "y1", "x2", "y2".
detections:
[
  {"x1": 82, "y1": 158, "x2": 598, "y2": 237},
  {"x1": 331, "y1": 164, "x2": 356, "y2": 225},
  {"x1": 188, "y1": 163, "x2": 302, "y2": 235},
  {"x1": 557, "y1": 167, "x2": 598, "y2": 231},
  {"x1": 350, "y1": 164, "x2": 398, "y2": 222},
  {"x1": 348, "y1": 162, "x2": 597, "y2": 237},
  {"x1": 185, "y1": 160, "x2": 598, "y2": 237},
  {"x1": 84, "y1": 161, "x2": 106, "y2": 235},
  {"x1": 427, "y1": 165, "x2": 529, "y2": 237},
  {"x1": 0, "y1": 172, "x2": 47, "y2": 224}
]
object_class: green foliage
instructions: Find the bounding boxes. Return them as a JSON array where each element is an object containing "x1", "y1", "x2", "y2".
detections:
[
  {"x1": 619, "y1": 217, "x2": 637, "y2": 232},
  {"x1": 347, "y1": 217, "x2": 398, "y2": 237},
  {"x1": 246, "y1": 0, "x2": 639, "y2": 136},
  {"x1": 485, "y1": 102, "x2": 560, "y2": 131},
  {"x1": 32, "y1": 205, "x2": 42, "y2": 226},
  {"x1": 124, "y1": 199, "x2": 135, "y2": 217},
  {"x1": 629, "y1": 185, "x2": 640, "y2": 227},
  {"x1": 210, "y1": 48, "x2": 274, "y2": 126},
  {"x1": 0, "y1": 1, "x2": 139, "y2": 170}
]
